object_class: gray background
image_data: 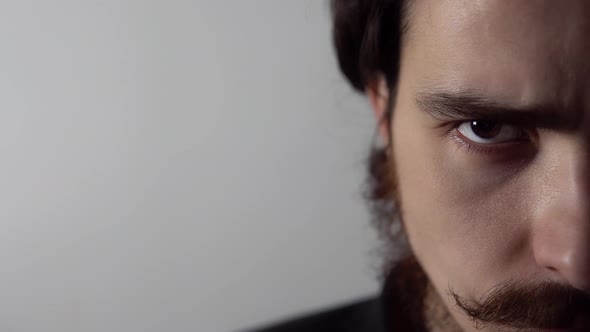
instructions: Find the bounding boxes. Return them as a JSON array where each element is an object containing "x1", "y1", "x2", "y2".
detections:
[{"x1": 0, "y1": 1, "x2": 379, "y2": 331}]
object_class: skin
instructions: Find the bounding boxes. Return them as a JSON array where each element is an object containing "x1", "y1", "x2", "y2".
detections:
[{"x1": 367, "y1": 1, "x2": 590, "y2": 331}]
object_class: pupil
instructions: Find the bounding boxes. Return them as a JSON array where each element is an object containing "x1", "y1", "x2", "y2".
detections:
[{"x1": 471, "y1": 121, "x2": 501, "y2": 139}]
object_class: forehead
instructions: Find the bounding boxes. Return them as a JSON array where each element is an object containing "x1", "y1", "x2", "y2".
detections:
[{"x1": 404, "y1": 0, "x2": 590, "y2": 109}]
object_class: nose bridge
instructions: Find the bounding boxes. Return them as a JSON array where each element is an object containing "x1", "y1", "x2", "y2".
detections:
[
  {"x1": 560, "y1": 141, "x2": 588, "y2": 205},
  {"x1": 531, "y1": 139, "x2": 590, "y2": 290},
  {"x1": 540, "y1": 138, "x2": 588, "y2": 217}
]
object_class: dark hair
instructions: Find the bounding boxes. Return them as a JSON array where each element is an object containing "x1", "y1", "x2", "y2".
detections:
[
  {"x1": 331, "y1": 0, "x2": 406, "y2": 92},
  {"x1": 331, "y1": 0, "x2": 410, "y2": 267}
]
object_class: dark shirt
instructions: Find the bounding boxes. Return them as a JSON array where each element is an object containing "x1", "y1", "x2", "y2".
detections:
[
  {"x1": 249, "y1": 296, "x2": 386, "y2": 332},
  {"x1": 245, "y1": 257, "x2": 430, "y2": 332}
]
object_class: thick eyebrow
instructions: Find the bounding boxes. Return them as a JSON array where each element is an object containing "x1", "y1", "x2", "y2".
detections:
[{"x1": 415, "y1": 91, "x2": 578, "y2": 130}]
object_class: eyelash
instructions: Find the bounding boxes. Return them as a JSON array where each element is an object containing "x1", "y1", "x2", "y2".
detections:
[{"x1": 444, "y1": 121, "x2": 533, "y2": 155}]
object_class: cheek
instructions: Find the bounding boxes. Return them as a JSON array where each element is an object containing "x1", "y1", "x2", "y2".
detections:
[{"x1": 391, "y1": 104, "x2": 534, "y2": 296}]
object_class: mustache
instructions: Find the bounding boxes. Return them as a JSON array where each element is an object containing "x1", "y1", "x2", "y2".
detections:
[{"x1": 450, "y1": 280, "x2": 590, "y2": 330}]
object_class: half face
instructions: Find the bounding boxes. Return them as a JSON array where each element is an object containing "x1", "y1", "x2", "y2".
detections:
[{"x1": 389, "y1": 0, "x2": 590, "y2": 331}]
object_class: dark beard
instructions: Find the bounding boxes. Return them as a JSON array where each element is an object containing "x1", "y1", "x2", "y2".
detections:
[
  {"x1": 451, "y1": 279, "x2": 590, "y2": 330},
  {"x1": 383, "y1": 255, "x2": 590, "y2": 331},
  {"x1": 381, "y1": 255, "x2": 430, "y2": 332}
]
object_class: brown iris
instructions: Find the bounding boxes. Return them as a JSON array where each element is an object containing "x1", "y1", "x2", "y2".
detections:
[{"x1": 470, "y1": 121, "x2": 501, "y2": 139}]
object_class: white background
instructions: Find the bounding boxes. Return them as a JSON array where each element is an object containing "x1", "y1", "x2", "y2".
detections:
[{"x1": 0, "y1": 1, "x2": 379, "y2": 331}]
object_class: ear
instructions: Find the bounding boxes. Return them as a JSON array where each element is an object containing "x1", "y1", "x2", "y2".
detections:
[{"x1": 366, "y1": 76, "x2": 391, "y2": 146}]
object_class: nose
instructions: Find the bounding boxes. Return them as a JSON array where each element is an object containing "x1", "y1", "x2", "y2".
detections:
[
  {"x1": 531, "y1": 146, "x2": 590, "y2": 291},
  {"x1": 532, "y1": 210, "x2": 590, "y2": 290}
]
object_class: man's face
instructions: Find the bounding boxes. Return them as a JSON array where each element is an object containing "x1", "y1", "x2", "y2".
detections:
[{"x1": 390, "y1": 0, "x2": 590, "y2": 331}]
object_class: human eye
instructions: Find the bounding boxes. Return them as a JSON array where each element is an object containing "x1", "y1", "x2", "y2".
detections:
[{"x1": 449, "y1": 120, "x2": 532, "y2": 154}]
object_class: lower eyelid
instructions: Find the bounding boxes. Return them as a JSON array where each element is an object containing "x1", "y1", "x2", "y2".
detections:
[
  {"x1": 448, "y1": 130, "x2": 532, "y2": 155},
  {"x1": 448, "y1": 133, "x2": 497, "y2": 154}
]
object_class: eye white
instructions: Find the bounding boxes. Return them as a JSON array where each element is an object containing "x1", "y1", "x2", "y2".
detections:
[{"x1": 457, "y1": 121, "x2": 522, "y2": 144}]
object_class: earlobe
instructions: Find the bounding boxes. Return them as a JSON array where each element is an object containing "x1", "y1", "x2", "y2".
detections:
[{"x1": 366, "y1": 76, "x2": 391, "y2": 146}]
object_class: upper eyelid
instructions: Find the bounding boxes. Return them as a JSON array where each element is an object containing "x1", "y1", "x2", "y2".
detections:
[
  {"x1": 458, "y1": 121, "x2": 524, "y2": 137},
  {"x1": 458, "y1": 120, "x2": 531, "y2": 134},
  {"x1": 453, "y1": 118, "x2": 529, "y2": 128},
  {"x1": 446, "y1": 119, "x2": 530, "y2": 133}
]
